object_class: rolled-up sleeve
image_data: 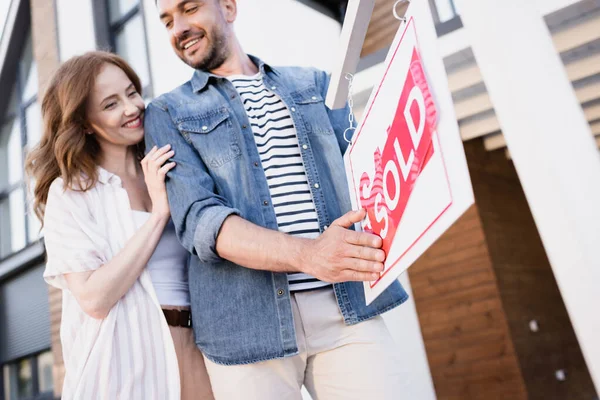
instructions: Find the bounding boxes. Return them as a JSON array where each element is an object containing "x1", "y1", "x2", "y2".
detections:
[
  {"x1": 144, "y1": 101, "x2": 240, "y2": 264},
  {"x1": 43, "y1": 180, "x2": 109, "y2": 290}
]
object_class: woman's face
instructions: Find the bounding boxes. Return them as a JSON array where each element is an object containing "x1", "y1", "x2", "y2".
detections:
[{"x1": 86, "y1": 63, "x2": 145, "y2": 150}]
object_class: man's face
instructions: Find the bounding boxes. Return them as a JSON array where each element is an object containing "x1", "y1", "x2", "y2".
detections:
[{"x1": 157, "y1": 0, "x2": 231, "y2": 71}]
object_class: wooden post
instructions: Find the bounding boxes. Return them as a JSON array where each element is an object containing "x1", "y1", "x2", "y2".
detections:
[{"x1": 325, "y1": 0, "x2": 375, "y2": 109}]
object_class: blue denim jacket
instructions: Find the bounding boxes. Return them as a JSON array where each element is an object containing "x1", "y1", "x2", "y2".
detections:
[{"x1": 144, "y1": 56, "x2": 409, "y2": 365}]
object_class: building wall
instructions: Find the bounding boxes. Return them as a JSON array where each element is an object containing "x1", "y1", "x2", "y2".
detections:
[
  {"x1": 464, "y1": 139, "x2": 596, "y2": 399},
  {"x1": 30, "y1": 0, "x2": 63, "y2": 397},
  {"x1": 409, "y1": 205, "x2": 528, "y2": 400},
  {"x1": 23, "y1": 0, "x2": 597, "y2": 399}
]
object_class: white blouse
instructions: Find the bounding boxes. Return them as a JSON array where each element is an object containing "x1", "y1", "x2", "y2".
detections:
[{"x1": 43, "y1": 168, "x2": 180, "y2": 400}]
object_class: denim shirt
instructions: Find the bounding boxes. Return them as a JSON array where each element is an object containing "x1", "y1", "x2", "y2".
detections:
[{"x1": 144, "y1": 56, "x2": 408, "y2": 365}]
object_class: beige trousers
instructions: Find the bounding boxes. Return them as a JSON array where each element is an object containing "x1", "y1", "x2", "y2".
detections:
[
  {"x1": 165, "y1": 306, "x2": 214, "y2": 400},
  {"x1": 203, "y1": 289, "x2": 403, "y2": 400}
]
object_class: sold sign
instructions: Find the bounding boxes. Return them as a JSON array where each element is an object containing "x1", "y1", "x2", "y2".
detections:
[
  {"x1": 358, "y1": 48, "x2": 438, "y2": 254},
  {"x1": 345, "y1": 15, "x2": 471, "y2": 305}
]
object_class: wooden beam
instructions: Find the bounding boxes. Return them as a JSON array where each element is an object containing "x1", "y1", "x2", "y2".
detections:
[
  {"x1": 552, "y1": 14, "x2": 600, "y2": 54},
  {"x1": 454, "y1": 92, "x2": 493, "y2": 120},
  {"x1": 576, "y1": 80, "x2": 600, "y2": 104},
  {"x1": 592, "y1": 121, "x2": 600, "y2": 136},
  {"x1": 460, "y1": 114, "x2": 501, "y2": 141},
  {"x1": 584, "y1": 103, "x2": 600, "y2": 121},
  {"x1": 452, "y1": 77, "x2": 599, "y2": 128},
  {"x1": 325, "y1": 0, "x2": 376, "y2": 109},
  {"x1": 483, "y1": 133, "x2": 506, "y2": 151},
  {"x1": 566, "y1": 53, "x2": 600, "y2": 82},
  {"x1": 505, "y1": 148, "x2": 512, "y2": 160},
  {"x1": 447, "y1": 64, "x2": 483, "y2": 93}
]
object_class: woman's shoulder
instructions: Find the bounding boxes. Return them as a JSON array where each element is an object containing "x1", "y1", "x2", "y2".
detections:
[
  {"x1": 47, "y1": 174, "x2": 100, "y2": 209},
  {"x1": 48, "y1": 171, "x2": 101, "y2": 194}
]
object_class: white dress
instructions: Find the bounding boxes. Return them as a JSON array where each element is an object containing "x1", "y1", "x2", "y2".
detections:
[{"x1": 43, "y1": 168, "x2": 180, "y2": 400}]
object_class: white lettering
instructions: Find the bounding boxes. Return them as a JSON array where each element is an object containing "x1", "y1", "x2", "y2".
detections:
[
  {"x1": 374, "y1": 193, "x2": 389, "y2": 239},
  {"x1": 404, "y1": 86, "x2": 426, "y2": 149}
]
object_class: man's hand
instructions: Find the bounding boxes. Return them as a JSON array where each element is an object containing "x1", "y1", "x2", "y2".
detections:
[{"x1": 301, "y1": 209, "x2": 385, "y2": 283}]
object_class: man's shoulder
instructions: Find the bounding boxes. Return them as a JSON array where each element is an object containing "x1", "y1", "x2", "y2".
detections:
[
  {"x1": 148, "y1": 80, "x2": 196, "y2": 111},
  {"x1": 274, "y1": 65, "x2": 322, "y2": 82}
]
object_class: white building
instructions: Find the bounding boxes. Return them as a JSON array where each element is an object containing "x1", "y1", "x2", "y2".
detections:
[{"x1": 0, "y1": 0, "x2": 598, "y2": 399}]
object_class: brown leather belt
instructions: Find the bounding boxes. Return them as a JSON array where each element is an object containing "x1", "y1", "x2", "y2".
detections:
[{"x1": 162, "y1": 309, "x2": 192, "y2": 328}]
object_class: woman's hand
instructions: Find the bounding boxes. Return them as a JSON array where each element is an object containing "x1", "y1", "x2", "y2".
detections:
[{"x1": 141, "y1": 144, "x2": 176, "y2": 218}]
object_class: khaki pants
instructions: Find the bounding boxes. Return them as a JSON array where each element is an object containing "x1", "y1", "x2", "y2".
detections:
[
  {"x1": 166, "y1": 307, "x2": 214, "y2": 400},
  {"x1": 203, "y1": 289, "x2": 403, "y2": 400}
]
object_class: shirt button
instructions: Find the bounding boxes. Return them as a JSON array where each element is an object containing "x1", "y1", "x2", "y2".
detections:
[
  {"x1": 291, "y1": 107, "x2": 296, "y2": 112},
  {"x1": 311, "y1": 96, "x2": 317, "y2": 100},
  {"x1": 302, "y1": 144, "x2": 308, "y2": 150},
  {"x1": 242, "y1": 124, "x2": 248, "y2": 129},
  {"x1": 254, "y1": 162, "x2": 259, "y2": 167},
  {"x1": 202, "y1": 126, "x2": 208, "y2": 131},
  {"x1": 230, "y1": 94, "x2": 236, "y2": 99},
  {"x1": 277, "y1": 289, "x2": 284, "y2": 296},
  {"x1": 271, "y1": 86, "x2": 277, "y2": 90},
  {"x1": 263, "y1": 200, "x2": 269, "y2": 206},
  {"x1": 324, "y1": 225, "x2": 329, "y2": 230},
  {"x1": 314, "y1": 183, "x2": 320, "y2": 189}
]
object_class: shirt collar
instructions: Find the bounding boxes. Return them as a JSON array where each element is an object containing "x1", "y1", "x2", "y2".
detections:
[
  {"x1": 190, "y1": 54, "x2": 279, "y2": 93},
  {"x1": 96, "y1": 166, "x2": 122, "y2": 186}
]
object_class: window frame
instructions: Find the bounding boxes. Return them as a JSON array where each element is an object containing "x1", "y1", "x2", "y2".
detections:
[
  {"x1": 1, "y1": 350, "x2": 54, "y2": 400},
  {"x1": 93, "y1": 0, "x2": 154, "y2": 97},
  {"x1": 0, "y1": 0, "x2": 41, "y2": 264},
  {"x1": 428, "y1": 0, "x2": 463, "y2": 36}
]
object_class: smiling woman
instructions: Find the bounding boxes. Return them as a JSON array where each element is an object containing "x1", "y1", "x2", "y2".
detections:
[
  {"x1": 25, "y1": 51, "x2": 144, "y2": 210},
  {"x1": 85, "y1": 63, "x2": 146, "y2": 153},
  {"x1": 24, "y1": 50, "x2": 214, "y2": 400}
]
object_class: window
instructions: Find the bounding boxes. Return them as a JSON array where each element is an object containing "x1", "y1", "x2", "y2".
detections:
[
  {"x1": 104, "y1": 0, "x2": 153, "y2": 96},
  {"x1": 429, "y1": 0, "x2": 462, "y2": 36},
  {"x1": 433, "y1": 0, "x2": 458, "y2": 23},
  {"x1": 0, "y1": 31, "x2": 41, "y2": 260},
  {"x1": 2, "y1": 350, "x2": 53, "y2": 400}
]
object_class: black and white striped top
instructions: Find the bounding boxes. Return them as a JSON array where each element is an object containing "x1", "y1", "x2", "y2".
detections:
[{"x1": 228, "y1": 73, "x2": 330, "y2": 292}]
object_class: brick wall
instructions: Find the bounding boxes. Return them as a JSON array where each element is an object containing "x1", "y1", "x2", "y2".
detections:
[{"x1": 29, "y1": 0, "x2": 64, "y2": 397}]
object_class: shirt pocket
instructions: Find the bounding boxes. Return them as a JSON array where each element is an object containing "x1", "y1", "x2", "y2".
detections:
[
  {"x1": 177, "y1": 108, "x2": 242, "y2": 169},
  {"x1": 290, "y1": 86, "x2": 335, "y2": 136}
]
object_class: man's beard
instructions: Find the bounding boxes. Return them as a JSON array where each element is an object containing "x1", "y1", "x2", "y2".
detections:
[{"x1": 181, "y1": 26, "x2": 229, "y2": 71}]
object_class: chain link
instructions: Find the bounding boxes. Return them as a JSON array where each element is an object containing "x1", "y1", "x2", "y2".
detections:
[
  {"x1": 343, "y1": 73, "x2": 357, "y2": 144},
  {"x1": 345, "y1": 73, "x2": 355, "y2": 129}
]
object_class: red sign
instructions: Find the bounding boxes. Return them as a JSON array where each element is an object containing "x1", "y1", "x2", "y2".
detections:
[{"x1": 358, "y1": 48, "x2": 438, "y2": 255}]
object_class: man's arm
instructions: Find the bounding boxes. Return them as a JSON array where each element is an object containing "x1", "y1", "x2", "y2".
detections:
[
  {"x1": 144, "y1": 101, "x2": 383, "y2": 282},
  {"x1": 217, "y1": 209, "x2": 384, "y2": 282}
]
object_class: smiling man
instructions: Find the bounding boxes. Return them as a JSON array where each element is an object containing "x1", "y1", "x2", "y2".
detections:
[{"x1": 144, "y1": 1, "x2": 409, "y2": 398}]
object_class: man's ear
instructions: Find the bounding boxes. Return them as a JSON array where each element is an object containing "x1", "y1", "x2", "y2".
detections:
[{"x1": 220, "y1": 0, "x2": 237, "y2": 24}]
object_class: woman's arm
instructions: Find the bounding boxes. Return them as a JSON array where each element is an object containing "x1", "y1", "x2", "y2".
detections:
[{"x1": 64, "y1": 145, "x2": 176, "y2": 319}]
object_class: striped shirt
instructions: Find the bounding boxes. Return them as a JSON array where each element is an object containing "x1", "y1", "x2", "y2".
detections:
[
  {"x1": 228, "y1": 73, "x2": 330, "y2": 292},
  {"x1": 43, "y1": 168, "x2": 180, "y2": 400}
]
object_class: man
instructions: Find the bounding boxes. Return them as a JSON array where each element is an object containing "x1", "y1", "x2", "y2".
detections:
[{"x1": 145, "y1": 0, "x2": 409, "y2": 398}]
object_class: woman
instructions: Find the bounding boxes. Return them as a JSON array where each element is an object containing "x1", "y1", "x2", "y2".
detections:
[{"x1": 26, "y1": 51, "x2": 214, "y2": 400}]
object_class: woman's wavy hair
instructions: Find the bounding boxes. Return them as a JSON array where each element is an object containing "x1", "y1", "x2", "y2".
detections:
[{"x1": 25, "y1": 51, "x2": 144, "y2": 224}]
